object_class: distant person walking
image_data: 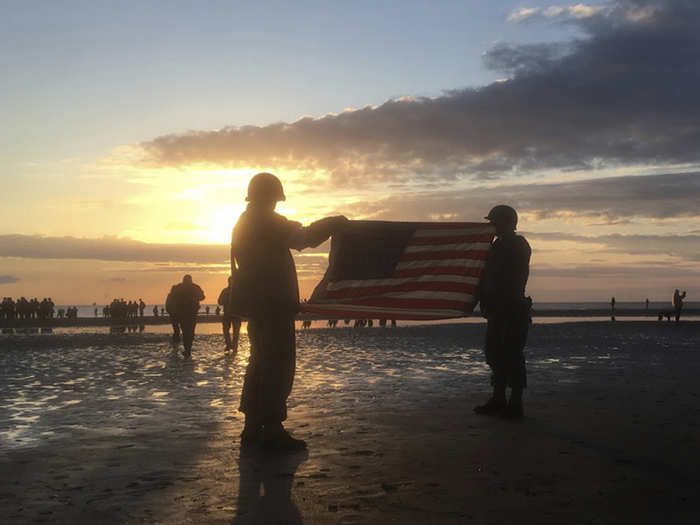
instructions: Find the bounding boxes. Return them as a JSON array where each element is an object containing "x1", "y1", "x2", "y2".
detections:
[
  {"x1": 165, "y1": 290, "x2": 179, "y2": 341},
  {"x1": 230, "y1": 172, "x2": 347, "y2": 451},
  {"x1": 611, "y1": 296, "x2": 616, "y2": 322},
  {"x1": 645, "y1": 298, "x2": 650, "y2": 311},
  {"x1": 672, "y1": 289, "x2": 687, "y2": 323},
  {"x1": 475, "y1": 205, "x2": 531, "y2": 419},
  {"x1": 218, "y1": 275, "x2": 242, "y2": 352},
  {"x1": 167, "y1": 275, "x2": 205, "y2": 357}
]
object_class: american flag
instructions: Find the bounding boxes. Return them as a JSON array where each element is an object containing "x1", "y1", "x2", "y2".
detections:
[{"x1": 301, "y1": 220, "x2": 495, "y2": 320}]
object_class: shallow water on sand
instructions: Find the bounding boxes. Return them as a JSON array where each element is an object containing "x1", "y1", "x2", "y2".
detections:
[
  {"x1": 0, "y1": 326, "x2": 490, "y2": 450},
  {"x1": 2, "y1": 322, "x2": 698, "y2": 452}
]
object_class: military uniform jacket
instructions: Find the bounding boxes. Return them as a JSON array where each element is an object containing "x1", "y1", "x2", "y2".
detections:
[
  {"x1": 230, "y1": 204, "x2": 339, "y2": 318},
  {"x1": 479, "y1": 233, "x2": 531, "y2": 318},
  {"x1": 169, "y1": 282, "x2": 205, "y2": 317}
]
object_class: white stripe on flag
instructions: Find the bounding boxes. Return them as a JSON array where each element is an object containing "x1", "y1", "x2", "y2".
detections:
[
  {"x1": 327, "y1": 290, "x2": 474, "y2": 302},
  {"x1": 326, "y1": 274, "x2": 479, "y2": 291},
  {"x1": 403, "y1": 242, "x2": 491, "y2": 253},
  {"x1": 396, "y1": 259, "x2": 486, "y2": 270}
]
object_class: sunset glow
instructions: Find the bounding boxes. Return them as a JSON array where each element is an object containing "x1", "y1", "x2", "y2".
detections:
[{"x1": 1, "y1": 1, "x2": 699, "y2": 305}]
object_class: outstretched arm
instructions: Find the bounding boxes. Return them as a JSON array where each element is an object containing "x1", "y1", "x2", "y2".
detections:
[{"x1": 288, "y1": 216, "x2": 349, "y2": 251}]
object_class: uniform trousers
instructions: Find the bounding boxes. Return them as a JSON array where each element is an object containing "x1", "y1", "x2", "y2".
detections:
[
  {"x1": 485, "y1": 306, "x2": 529, "y2": 389},
  {"x1": 240, "y1": 315, "x2": 296, "y2": 425},
  {"x1": 176, "y1": 315, "x2": 197, "y2": 352}
]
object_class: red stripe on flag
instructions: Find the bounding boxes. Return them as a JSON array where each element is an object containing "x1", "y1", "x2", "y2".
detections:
[
  {"x1": 393, "y1": 267, "x2": 484, "y2": 278},
  {"x1": 399, "y1": 250, "x2": 489, "y2": 262},
  {"x1": 323, "y1": 281, "x2": 477, "y2": 299},
  {"x1": 300, "y1": 306, "x2": 461, "y2": 320},
  {"x1": 407, "y1": 234, "x2": 494, "y2": 245},
  {"x1": 347, "y1": 297, "x2": 470, "y2": 310}
]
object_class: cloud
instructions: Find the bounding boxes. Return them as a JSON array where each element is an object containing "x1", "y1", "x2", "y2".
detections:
[
  {"x1": 0, "y1": 236, "x2": 331, "y2": 273},
  {"x1": 0, "y1": 235, "x2": 228, "y2": 264},
  {"x1": 528, "y1": 232, "x2": 700, "y2": 261},
  {"x1": 508, "y1": 4, "x2": 604, "y2": 23},
  {"x1": 344, "y1": 172, "x2": 700, "y2": 223},
  {"x1": 507, "y1": 7, "x2": 541, "y2": 23},
  {"x1": 531, "y1": 263, "x2": 700, "y2": 278},
  {"x1": 139, "y1": 1, "x2": 700, "y2": 186},
  {"x1": 0, "y1": 275, "x2": 20, "y2": 284}
]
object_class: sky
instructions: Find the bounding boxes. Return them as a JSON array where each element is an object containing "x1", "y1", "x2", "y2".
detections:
[{"x1": 1, "y1": 0, "x2": 699, "y2": 305}]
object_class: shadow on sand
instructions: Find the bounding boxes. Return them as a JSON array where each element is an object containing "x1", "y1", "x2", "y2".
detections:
[{"x1": 233, "y1": 448, "x2": 308, "y2": 524}]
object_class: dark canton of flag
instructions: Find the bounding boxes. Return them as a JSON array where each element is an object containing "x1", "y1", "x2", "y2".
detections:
[{"x1": 301, "y1": 220, "x2": 495, "y2": 320}]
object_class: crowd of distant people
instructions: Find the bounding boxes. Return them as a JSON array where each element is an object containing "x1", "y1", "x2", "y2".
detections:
[
  {"x1": 1, "y1": 297, "x2": 56, "y2": 320},
  {"x1": 102, "y1": 298, "x2": 146, "y2": 320},
  {"x1": 299, "y1": 318, "x2": 397, "y2": 328}
]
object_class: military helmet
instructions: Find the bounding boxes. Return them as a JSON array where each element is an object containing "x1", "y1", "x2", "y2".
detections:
[
  {"x1": 246, "y1": 172, "x2": 286, "y2": 202},
  {"x1": 485, "y1": 205, "x2": 518, "y2": 229}
]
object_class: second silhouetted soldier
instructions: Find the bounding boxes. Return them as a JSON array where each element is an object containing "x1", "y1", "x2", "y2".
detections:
[
  {"x1": 169, "y1": 274, "x2": 205, "y2": 357},
  {"x1": 476, "y1": 205, "x2": 531, "y2": 419},
  {"x1": 218, "y1": 275, "x2": 242, "y2": 352},
  {"x1": 230, "y1": 172, "x2": 347, "y2": 452}
]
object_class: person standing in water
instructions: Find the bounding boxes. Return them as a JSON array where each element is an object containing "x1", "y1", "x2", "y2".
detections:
[
  {"x1": 475, "y1": 205, "x2": 531, "y2": 419},
  {"x1": 610, "y1": 296, "x2": 616, "y2": 321},
  {"x1": 218, "y1": 275, "x2": 242, "y2": 352},
  {"x1": 168, "y1": 275, "x2": 205, "y2": 357},
  {"x1": 673, "y1": 289, "x2": 687, "y2": 322},
  {"x1": 230, "y1": 172, "x2": 347, "y2": 451}
]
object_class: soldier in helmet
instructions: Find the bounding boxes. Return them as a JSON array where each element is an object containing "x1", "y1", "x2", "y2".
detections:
[
  {"x1": 475, "y1": 205, "x2": 532, "y2": 419},
  {"x1": 230, "y1": 172, "x2": 348, "y2": 451},
  {"x1": 168, "y1": 274, "x2": 205, "y2": 358},
  {"x1": 218, "y1": 275, "x2": 241, "y2": 352}
]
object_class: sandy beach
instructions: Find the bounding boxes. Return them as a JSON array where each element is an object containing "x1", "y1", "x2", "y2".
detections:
[{"x1": 1, "y1": 321, "x2": 699, "y2": 524}]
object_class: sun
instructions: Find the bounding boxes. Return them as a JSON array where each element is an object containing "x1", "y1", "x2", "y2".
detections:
[{"x1": 195, "y1": 204, "x2": 246, "y2": 244}]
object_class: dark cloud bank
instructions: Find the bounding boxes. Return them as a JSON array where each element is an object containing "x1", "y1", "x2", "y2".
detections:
[
  {"x1": 0, "y1": 236, "x2": 227, "y2": 264},
  {"x1": 142, "y1": 0, "x2": 700, "y2": 184},
  {"x1": 349, "y1": 172, "x2": 700, "y2": 222}
]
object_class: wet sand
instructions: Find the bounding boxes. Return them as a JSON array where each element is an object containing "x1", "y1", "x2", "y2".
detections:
[{"x1": 1, "y1": 322, "x2": 699, "y2": 524}]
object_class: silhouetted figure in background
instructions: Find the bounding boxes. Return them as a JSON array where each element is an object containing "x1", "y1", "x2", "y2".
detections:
[
  {"x1": 230, "y1": 172, "x2": 347, "y2": 452},
  {"x1": 138, "y1": 298, "x2": 146, "y2": 317},
  {"x1": 611, "y1": 296, "x2": 616, "y2": 322},
  {"x1": 165, "y1": 289, "x2": 179, "y2": 341},
  {"x1": 168, "y1": 275, "x2": 205, "y2": 357},
  {"x1": 645, "y1": 298, "x2": 650, "y2": 311},
  {"x1": 218, "y1": 275, "x2": 241, "y2": 352},
  {"x1": 475, "y1": 205, "x2": 531, "y2": 419},
  {"x1": 673, "y1": 289, "x2": 687, "y2": 322}
]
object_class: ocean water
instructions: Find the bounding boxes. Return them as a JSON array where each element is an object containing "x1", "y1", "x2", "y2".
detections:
[{"x1": 43, "y1": 301, "x2": 700, "y2": 320}]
